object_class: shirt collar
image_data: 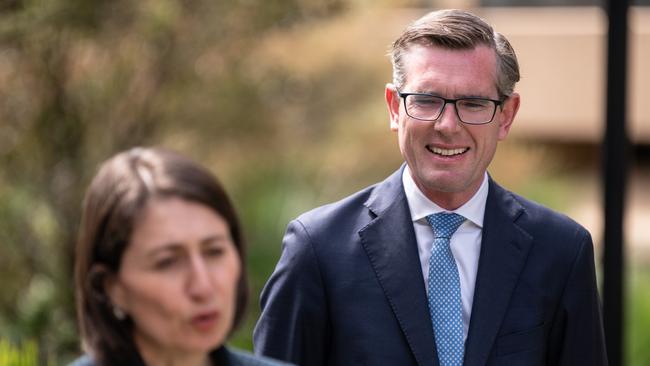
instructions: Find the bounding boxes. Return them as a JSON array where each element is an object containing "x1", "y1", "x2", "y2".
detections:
[{"x1": 402, "y1": 165, "x2": 488, "y2": 228}]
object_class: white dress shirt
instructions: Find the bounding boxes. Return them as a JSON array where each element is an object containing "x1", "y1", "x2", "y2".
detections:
[{"x1": 402, "y1": 166, "x2": 489, "y2": 341}]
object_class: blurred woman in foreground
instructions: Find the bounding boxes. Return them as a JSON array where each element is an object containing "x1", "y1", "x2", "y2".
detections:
[{"x1": 72, "y1": 147, "x2": 290, "y2": 366}]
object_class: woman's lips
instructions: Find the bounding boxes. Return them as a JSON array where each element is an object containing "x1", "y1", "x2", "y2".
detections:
[{"x1": 191, "y1": 311, "x2": 219, "y2": 332}]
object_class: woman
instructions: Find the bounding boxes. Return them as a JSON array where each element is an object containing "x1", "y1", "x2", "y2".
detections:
[{"x1": 72, "y1": 147, "x2": 290, "y2": 366}]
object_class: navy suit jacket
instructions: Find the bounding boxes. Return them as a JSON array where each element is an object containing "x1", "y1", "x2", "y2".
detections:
[{"x1": 254, "y1": 166, "x2": 607, "y2": 365}]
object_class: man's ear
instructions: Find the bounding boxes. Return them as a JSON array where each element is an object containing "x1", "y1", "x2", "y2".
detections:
[
  {"x1": 385, "y1": 83, "x2": 401, "y2": 131},
  {"x1": 498, "y1": 92, "x2": 520, "y2": 140}
]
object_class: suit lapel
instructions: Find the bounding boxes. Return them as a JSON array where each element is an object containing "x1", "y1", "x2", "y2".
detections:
[
  {"x1": 359, "y1": 167, "x2": 438, "y2": 366},
  {"x1": 464, "y1": 179, "x2": 533, "y2": 366}
]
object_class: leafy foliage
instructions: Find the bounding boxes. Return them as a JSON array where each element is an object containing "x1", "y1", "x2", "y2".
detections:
[
  {"x1": 0, "y1": 0, "x2": 353, "y2": 362},
  {"x1": 627, "y1": 267, "x2": 650, "y2": 366}
]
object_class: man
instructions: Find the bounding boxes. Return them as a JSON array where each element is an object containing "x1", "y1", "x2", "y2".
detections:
[{"x1": 254, "y1": 9, "x2": 607, "y2": 366}]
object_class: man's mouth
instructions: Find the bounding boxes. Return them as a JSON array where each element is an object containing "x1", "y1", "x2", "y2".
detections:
[{"x1": 426, "y1": 146, "x2": 469, "y2": 156}]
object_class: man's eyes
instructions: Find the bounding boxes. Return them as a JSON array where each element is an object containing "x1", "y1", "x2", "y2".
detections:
[
  {"x1": 411, "y1": 96, "x2": 442, "y2": 106},
  {"x1": 458, "y1": 99, "x2": 491, "y2": 109}
]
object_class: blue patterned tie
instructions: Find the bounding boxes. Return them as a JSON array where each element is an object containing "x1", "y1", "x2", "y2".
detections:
[{"x1": 426, "y1": 212, "x2": 466, "y2": 366}]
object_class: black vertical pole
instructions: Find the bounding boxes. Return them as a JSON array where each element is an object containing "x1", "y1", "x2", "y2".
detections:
[{"x1": 603, "y1": 0, "x2": 629, "y2": 365}]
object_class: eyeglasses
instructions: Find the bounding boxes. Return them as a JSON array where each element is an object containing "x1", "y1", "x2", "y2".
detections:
[{"x1": 397, "y1": 90, "x2": 504, "y2": 125}]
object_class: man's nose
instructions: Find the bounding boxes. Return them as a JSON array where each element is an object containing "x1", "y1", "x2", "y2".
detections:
[{"x1": 434, "y1": 102, "x2": 461, "y2": 131}]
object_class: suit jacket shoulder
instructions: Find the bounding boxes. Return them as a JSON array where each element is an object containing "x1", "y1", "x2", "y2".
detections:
[
  {"x1": 293, "y1": 168, "x2": 403, "y2": 243},
  {"x1": 498, "y1": 181, "x2": 588, "y2": 231},
  {"x1": 254, "y1": 166, "x2": 441, "y2": 366},
  {"x1": 489, "y1": 179, "x2": 593, "y2": 261}
]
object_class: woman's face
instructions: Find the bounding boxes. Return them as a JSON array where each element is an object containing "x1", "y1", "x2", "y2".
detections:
[{"x1": 106, "y1": 197, "x2": 241, "y2": 360}]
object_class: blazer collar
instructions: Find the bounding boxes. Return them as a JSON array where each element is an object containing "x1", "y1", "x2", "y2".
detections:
[
  {"x1": 464, "y1": 177, "x2": 534, "y2": 366},
  {"x1": 360, "y1": 164, "x2": 439, "y2": 366}
]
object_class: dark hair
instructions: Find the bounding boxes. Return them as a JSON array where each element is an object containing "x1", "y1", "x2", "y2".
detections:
[
  {"x1": 74, "y1": 147, "x2": 248, "y2": 365},
  {"x1": 390, "y1": 9, "x2": 520, "y2": 98}
]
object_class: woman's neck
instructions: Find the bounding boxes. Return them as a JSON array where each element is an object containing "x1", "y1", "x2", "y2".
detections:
[
  {"x1": 140, "y1": 351, "x2": 211, "y2": 366},
  {"x1": 135, "y1": 334, "x2": 212, "y2": 366}
]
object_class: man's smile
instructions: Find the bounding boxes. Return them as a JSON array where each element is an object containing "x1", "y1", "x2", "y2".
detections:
[{"x1": 425, "y1": 145, "x2": 470, "y2": 157}]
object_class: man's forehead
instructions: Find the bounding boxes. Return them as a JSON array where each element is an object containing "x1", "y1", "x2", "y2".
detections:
[
  {"x1": 401, "y1": 44, "x2": 499, "y2": 96},
  {"x1": 401, "y1": 44, "x2": 498, "y2": 76}
]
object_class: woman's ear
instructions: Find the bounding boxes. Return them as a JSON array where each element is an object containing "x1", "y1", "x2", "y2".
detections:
[
  {"x1": 87, "y1": 264, "x2": 125, "y2": 310},
  {"x1": 103, "y1": 270, "x2": 126, "y2": 311},
  {"x1": 86, "y1": 264, "x2": 110, "y2": 302}
]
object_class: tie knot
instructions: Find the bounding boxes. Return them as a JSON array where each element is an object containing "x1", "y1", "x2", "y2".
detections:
[{"x1": 426, "y1": 212, "x2": 466, "y2": 239}]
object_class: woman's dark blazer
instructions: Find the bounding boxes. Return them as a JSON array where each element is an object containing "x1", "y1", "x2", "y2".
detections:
[{"x1": 69, "y1": 346, "x2": 293, "y2": 366}]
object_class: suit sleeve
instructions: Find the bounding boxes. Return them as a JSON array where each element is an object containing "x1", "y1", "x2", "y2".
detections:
[
  {"x1": 549, "y1": 230, "x2": 608, "y2": 365},
  {"x1": 253, "y1": 219, "x2": 329, "y2": 366}
]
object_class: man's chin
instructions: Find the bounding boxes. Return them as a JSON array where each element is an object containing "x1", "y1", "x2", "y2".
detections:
[{"x1": 419, "y1": 173, "x2": 470, "y2": 193}]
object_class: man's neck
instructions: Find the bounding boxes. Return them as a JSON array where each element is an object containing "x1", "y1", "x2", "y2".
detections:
[{"x1": 415, "y1": 179, "x2": 483, "y2": 211}]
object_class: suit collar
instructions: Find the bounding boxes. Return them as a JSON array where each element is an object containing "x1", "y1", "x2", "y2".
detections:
[
  {"x1": 361, "y1": 164, "x2": 439, "y2": 366},
  {"x1": 464, "y1": 178, "x2": 533, "y2": 366},
  {"x1": 362, "y1": 169, "x2": 534, "y2": 366},
  {"x1": 364, "y1": 164, "x2": 407, "y2": 217},
  {"x1": 402, "y1": 166, "x2": 489, "y2": 228}
]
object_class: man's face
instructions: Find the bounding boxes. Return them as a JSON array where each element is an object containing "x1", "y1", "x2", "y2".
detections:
[{"x1": 385, "y1": 44, "x2": 520, "y2": 209}]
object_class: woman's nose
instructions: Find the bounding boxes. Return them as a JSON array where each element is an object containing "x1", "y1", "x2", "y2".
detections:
[{"x1": 187, "y1": 256, "x2": 214, "y2": 300}]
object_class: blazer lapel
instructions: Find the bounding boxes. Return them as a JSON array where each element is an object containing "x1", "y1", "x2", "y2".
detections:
[
  {"x1": 359, "y1": 167, "x2": 438, "y2": 366},
  {"x1": 464, "y1": 179, "x2": 533, "y2": 366}
]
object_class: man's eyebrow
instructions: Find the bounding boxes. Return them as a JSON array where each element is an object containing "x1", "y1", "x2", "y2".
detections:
[{"x1": 410, "y1": 91, "x2": 495, "y2": 99}]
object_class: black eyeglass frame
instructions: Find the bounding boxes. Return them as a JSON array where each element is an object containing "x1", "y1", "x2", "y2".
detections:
[{"x1": 396, "y1": 89, "x2": 505, "y2": 125}]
